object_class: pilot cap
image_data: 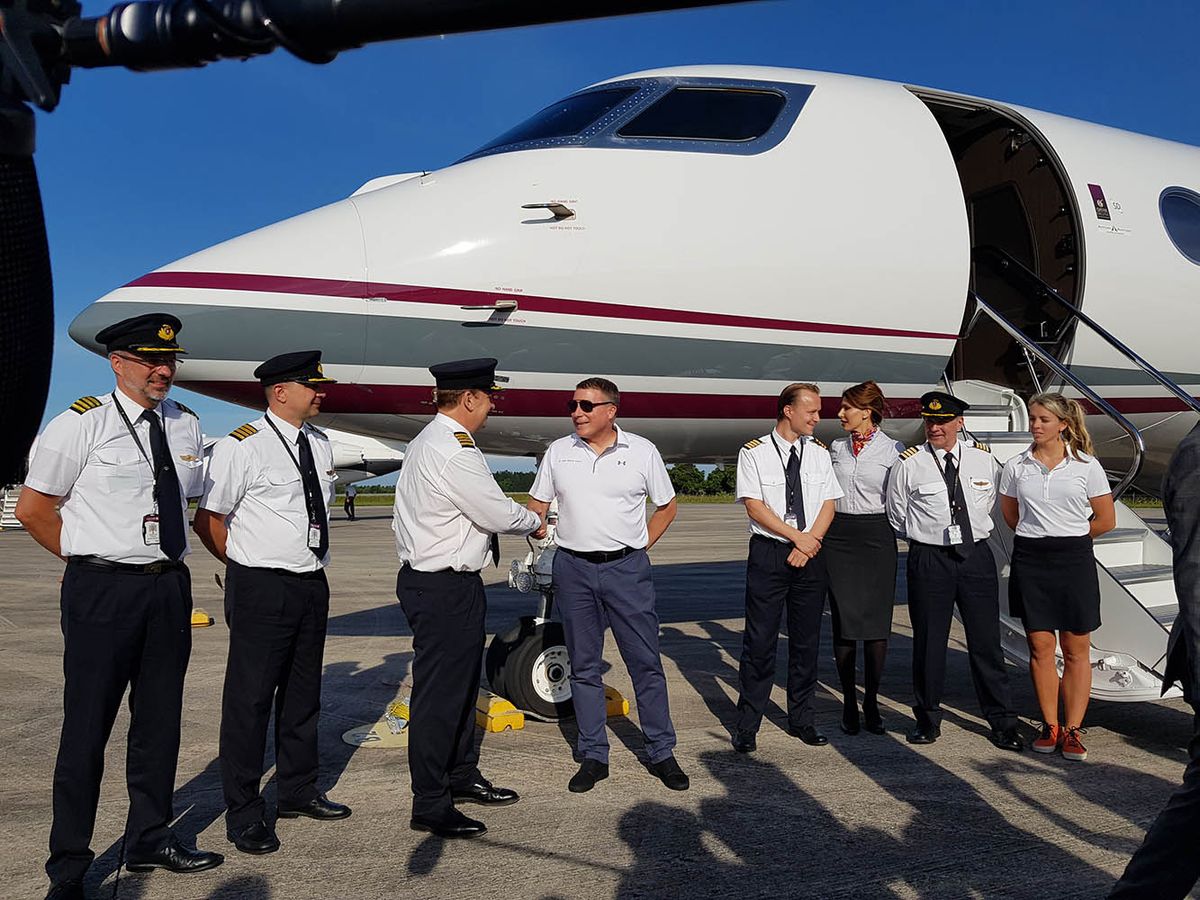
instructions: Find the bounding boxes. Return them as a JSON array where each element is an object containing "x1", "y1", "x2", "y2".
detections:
[
  {"x1": 429, "y1": 357, "x2": 500, "y2": 391},
  {"x1": 254, "y1": 350, "x2": 338, "y2": 386},
  {"x1": 920, "y1": 391, "x2": 969, "y2": 419},
  {"x1": 96, "y1": 313, "x2": 187, "y2": 355}
]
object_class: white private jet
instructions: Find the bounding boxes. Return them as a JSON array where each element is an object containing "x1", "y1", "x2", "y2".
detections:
[{"x1": 69, "y1": 65, "x2": 1200, "y2": 710}]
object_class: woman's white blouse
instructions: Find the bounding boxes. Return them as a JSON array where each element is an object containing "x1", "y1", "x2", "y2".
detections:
[
  {"x1": 999, "y1": 448, "x2": 1111, "y2": 538},
  {"x1": 830, "y1": 429, "x2": 905, "y2": 515}
]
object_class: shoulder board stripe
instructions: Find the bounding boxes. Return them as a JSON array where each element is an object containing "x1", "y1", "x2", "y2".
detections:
[
  {"x1": 453, "y1": 431, "x2": 475, "y2": 448},
  {"x1": 975, "y1": 441, "x2": 992, "y2": 453},
  {"x1": 229, "y1": 424, "x2": 259, "y2": 441},
  {"x1": 69, "y1": 396, "x2": 102, "y2": 414},
  {"x1": 174, "y1": 401, "x2": 198, "y2": 418},
  {"x1": 743, "y1": 439, "x2": 762, "y2": 450},
  {"x1": 900, "y1": 446, "x2": 921, "y2": 460},
  {"x1": 811, "y1": 438, "x2": 827, "y2": 450}
]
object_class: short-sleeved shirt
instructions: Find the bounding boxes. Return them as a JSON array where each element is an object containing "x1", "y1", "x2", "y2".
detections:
[
  {"x1": 24, "y1": 390, "x2": 204, "y2": 564},
  {"x1": 530, "y1": 425, "x2": 675, "y2": 553},
  {"x1": 829, "y1": 429, "x2": 905, "y2": 515},
  {"x1": 886, "y1": 440, "x2": 999, "y2": 544},
  {"x1": 200, "y1": 410, "x2": 337, "y2": 572},
  {"x1": 393, "y1": 414, "x2": 540, "y2": 572},
  {"x1": 735, "y1": 430, "x2": 844, "y2": 542},
  {"x1": 999, "y1": 448, "x2": 1111, "y2": 538}
]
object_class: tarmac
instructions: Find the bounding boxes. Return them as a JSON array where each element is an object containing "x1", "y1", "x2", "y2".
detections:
[{"x1": 1, "y1": 504, "x2": 1194, "y2": 899}]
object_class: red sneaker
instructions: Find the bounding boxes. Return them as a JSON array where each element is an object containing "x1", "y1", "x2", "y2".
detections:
[
  {"x1": 1032, "y1": 723, "x2": 1062, "y2": 754},
  {"x1": 1062, "y1": 727, "x2": 1088, "y2": 761}
]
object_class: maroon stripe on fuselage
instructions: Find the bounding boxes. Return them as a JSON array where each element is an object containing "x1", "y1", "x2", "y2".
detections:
[{"x1": 126, "y1": 271, "x2": 960, "y2": 341}]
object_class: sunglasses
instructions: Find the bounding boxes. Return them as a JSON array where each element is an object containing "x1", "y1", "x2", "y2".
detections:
[
  {"x1": 567, "y1": 399, "x2": 615, "y2": 413},
  {"x1": 116, "y1": 353, "x2": 178, "y2": 369}
]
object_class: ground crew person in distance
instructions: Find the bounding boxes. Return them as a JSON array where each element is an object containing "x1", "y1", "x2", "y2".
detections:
[
  {"x1": 886, "y1": 391, "x2": 1022, "y2": 752},
  {"x1": 194, "y1": 351, "x2": 350, "y2": 857},
  {"x1": 731, "y1": 382, "x2": 843, "y2": 753},
  {"x1": 392, "y1": 358, "x2": 544, "y2": 839},
  {"x1": 527, "y1": 377, "x2": 685, "y2": 793},
  {"x1": 16, "y1": 313, "x2": 223, "y2": 900}
]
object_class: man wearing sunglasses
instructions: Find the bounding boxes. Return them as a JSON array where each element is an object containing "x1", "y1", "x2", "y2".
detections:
[
  {"x1": 527, "y1": 377, "x2": 685, "y2": 794},
  {"x1": 17, "y1": 313, "x2": 223, "y2": 899}
]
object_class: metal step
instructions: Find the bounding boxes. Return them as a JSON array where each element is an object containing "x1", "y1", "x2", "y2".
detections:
[
  {"x1": 1151, "y1": 604, "x2": 1180, "y2": 628},
  {"x1": 1095, "y1": 528, "x2": 1147, "y2": 545},
  {"x1": 1108, "y1": 563, "x2": 1174, "y2": 585}
]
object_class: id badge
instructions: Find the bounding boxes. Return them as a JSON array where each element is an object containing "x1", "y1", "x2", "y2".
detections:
[
  {"x1": 308, "y1": 523, "x2": 323, "y2": 549},
  {"x1": 784, "y1": 513, "x2": 798, "y2": 529},
  {"x1": 947, "y1": 524, "x2": 964, "y2": 545},
  {"x1": 143, "y1": 514, "x2": 160, "y2": 546}
]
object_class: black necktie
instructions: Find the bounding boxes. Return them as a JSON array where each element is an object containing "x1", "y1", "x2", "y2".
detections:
[
  {"x1": 142, "y1": 410, "x2": 186, "y2": 560},
  {"x1": 942, "y1": 450, "x2": 974, "y2": 559},
  {"x1": 297, "y1": 430, "x2": 329, "y2": 558},
  {"x1": 490, "y1": 533, "x2": 500, "y2": 567},
  {"x1": 787, "y1": 445, "x2": 806, "y2": 531}
]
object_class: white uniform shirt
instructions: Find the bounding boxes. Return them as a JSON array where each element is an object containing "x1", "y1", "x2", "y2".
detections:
[
  {"x1": 735, "y1": 430, "x2": 844, "y2": 542},
  {"x1": 24, "y1": 390, "x2": 204, "y2": 564},
  {"x1": 830, "y1": 429, "x2": 905, "y2": 515},
  {"x1": 999, "y1": 448, "x2": 1111, "y2": 538},
  {"x1": 886, "y1": 440, "x2": 999, "y2": 545},
  {"x1": 393, "y1": 414, "x2": 540, "y2": 572},
  {"x1": 200, "y1": 411, "x2": 337, "y2": 572},
  {"x1": 529, "y1": 425, "x2": 675, "y2": 553}
]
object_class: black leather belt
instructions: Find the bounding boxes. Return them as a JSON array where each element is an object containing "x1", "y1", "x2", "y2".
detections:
[
  {"x1": 559, "y1": 545, "x2": 641, "y2": 564},
  {"x1": 228, "y1": 560, "x2": 326, "y2": 580},
  {"x1": 69, "y1": 555, "x2": 186, "y2": 575}
]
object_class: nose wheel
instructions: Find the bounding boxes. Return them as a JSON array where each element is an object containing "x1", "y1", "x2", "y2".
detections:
[{"x1": 486, "y1": 617, "x2": 574, "y2": 719}]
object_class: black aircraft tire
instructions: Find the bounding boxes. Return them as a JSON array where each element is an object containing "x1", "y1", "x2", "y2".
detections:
[
  {"x1": 485, "y1": 616, "x2": 537, "y2": 700},
  {"x1": 505, "y1": 622, "x2": 575, "y2": 720}
]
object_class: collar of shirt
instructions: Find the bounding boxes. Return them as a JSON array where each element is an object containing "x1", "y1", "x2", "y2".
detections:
[
  {"x1": 266, "y1": 408, "x2": 303, "y2": 444},
  {"x1": 931, "y1": 441, "x2": 962, "y2": 464},
  {"x1": 435, "y1": 412, "x2": 472, "y2": 436},
  {"x1": 112, "y1": 387, "x2": 161, "y2": 425},
  {"x1": 772, "y1": 428, "x2": 805, "y2": 450},
  {"x1": 571, "y1": 424, "x2": 629, "y2": 452},
  {"x1": 1015, "y1": 446, "x2": 1071, "y2": 472}
]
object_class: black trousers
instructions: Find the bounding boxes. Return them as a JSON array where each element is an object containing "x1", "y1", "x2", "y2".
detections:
[
  {"x1": 47, "y1": 563, "x2": 192, "y2": 884},
  {"x1": 1109, "y1": 713, "x2": 1200, "y2": 898},
  {"x1": 907, "y1": 540, "x2": 1016, "y2": 731},
  {"x1": 343, "y1": 496, "x2": 355, "y2": 520},
  {"x1": 397, "y1": 566, "x2": 486, "y2": 821},
  {"x1": 736, "y1": 536, "x2": 828, "y2": 733},
  {"x1": 220, "y1": 561, "x2": 329, "y2": 829}
]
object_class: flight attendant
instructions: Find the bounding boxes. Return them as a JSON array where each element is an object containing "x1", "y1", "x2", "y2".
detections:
[
  {"x1": 731, "y1": 382, "x2": 843, "y2": 753},
  {"x1": 999, "y1": 392, "x2": 1115, "y2": 761},
  {"x1": 825, "y1": 381, "x2": 904, "y2": 735},
  {"x1": 886, "y1": 391, "x2": 1022, "y2": 751}
]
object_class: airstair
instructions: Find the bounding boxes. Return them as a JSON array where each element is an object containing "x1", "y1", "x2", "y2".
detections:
[
  {"x1": 1, "y1": 485, "x2": 21, "y2": 530},
  {"x1": 945, "y1": 248, "x2": 1200, "y2": 702}
]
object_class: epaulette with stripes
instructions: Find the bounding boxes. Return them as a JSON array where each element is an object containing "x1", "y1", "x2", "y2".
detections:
[
  {"x1": 811, "y1": 437, "x2": 827, "y2": 450},
  {"x1": 743, "y1": 438, "x2": 762, "y2": 450},
  {"x1": 69, "y1": 396, "x2": 102, "y2": 415},
  {"x1": 974, "y1": 441, "x2": 992, "y2": 453},
  {"x1": 229, "y1": 423, "x2": 259, "y2": 441},
  {"x1": 900, "y1": 445, "x2": 921, "y2": 460},
  {"x1": 173, "y1": 401, "x2": 198, "y2": 418},
  {"x1": 453, "y1": 431, "x2": 475, "y2": 449}
]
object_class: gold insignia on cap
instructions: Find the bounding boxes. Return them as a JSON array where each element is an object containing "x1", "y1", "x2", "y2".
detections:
[
  {"x1": 158, "y1": 323, "x2": 175, "y2": 341},
  {"x1": 928, "y1": 399, "x2": 942, "y2": 411},
  {"x1": 317, "y1": 362, "x2": 324, "y2": 375}
]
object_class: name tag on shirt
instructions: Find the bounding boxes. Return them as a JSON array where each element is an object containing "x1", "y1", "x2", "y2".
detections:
[
  {"x1": 143, "y1": 514, "x2": 160, "y2": 546},
  {"x1": 308, "y1": 523, "x2": 323, "y2": 549},
  {"x1": 784, "y1": 513, "x2": 798, "y2": 529},
  {"x1": 947, "y1": 524, "x2": 963, "y2": 545}
]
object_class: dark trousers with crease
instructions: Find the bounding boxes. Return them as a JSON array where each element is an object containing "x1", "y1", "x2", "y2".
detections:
[
  {"x1": 736, "y1": 535, "x2": 828, "y2": 733},
  {"x1": 397, "y1": 566, "x2": 485, "y2": 821},
  {"x1": 47, "y1": 563, "x2": 192, "y2": 885},
  {"x1": 220, "y1": 560, "x2": 329, "y2": 830},
  {"x1": 907, "y1": 540, "x2": 1016, "y2": 731}
]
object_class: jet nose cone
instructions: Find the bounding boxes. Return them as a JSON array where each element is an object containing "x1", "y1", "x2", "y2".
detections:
[{"x1": 69, "y1": 300, "x2": 117, "y2": 355}]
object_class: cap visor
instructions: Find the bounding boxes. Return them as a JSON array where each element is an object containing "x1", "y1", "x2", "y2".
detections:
[
  {"x1": 130, "y1": 345, "x2": 188, "y2": 354},
  {"x1": 920, "y1": 412, "x2": 957, "y2": 419}
]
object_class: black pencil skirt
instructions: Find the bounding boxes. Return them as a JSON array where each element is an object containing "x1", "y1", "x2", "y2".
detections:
[
  {"x1": 1009, "y1": 534, "x2": 1101, "y2": 633},
  {"x1": 824, "y1": 513, "x2": 898, "y2": 641}
]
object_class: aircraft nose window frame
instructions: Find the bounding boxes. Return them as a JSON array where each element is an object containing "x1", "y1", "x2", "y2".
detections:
[
  {"x1": 461, "y1": 77, "x2": 812, "y2": 162},
  {"x1": 1160, "y1": 186, "x2": 1200, "y2": 265}
]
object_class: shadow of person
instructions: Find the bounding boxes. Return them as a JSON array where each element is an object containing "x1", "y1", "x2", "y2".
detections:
[
  {"x1": 208, "y1": 874, "x2": 273, "y2": 898},
  {"x1": 408, "y1": 833, "x2": 445, "y2": 876},
  {"x1": 659, "y1": 621, "x2": 742, "y2": 733}
]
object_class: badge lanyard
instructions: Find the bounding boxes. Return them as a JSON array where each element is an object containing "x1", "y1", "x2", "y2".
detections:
[
  {"x1": 928, "y1": 444, "x2": 965, "y2": 545},
  {"x1": 112, "y1": 393, "x2": 166, "y2": 545},
  {"x1": 770, "y1": 433, "x2": 804, "y2": 528},
  {"x1": 265, "y1": 416, "x2": 325, "y2": 549}
]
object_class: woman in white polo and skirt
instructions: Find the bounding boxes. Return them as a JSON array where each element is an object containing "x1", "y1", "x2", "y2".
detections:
[{"x1": 999, "y1": 392, "x2": 1115, "y2": 761}]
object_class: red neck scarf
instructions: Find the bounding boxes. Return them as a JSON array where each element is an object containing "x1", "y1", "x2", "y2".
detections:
[{"x1": 851, "y1": 427, "x2": 876, "y2": 456}]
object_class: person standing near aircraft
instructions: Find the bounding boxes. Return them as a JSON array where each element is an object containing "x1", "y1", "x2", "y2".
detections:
[
  {"x1": 526, "y1": 377, "x2": 685, "y2": 793},
  {"x1": 15, "y1": 314, "x2": 223, "y2": 900},
  {"x1": 998, "y1": 393, "x2": 1115, "y2": 761},
  {"x1": 393, "y1": 358, "x2": 543, "y2": 838},
  {"x1": 344, "y1": 482, "x2": 357, "y2": 520},
  {"x1": 886, "y1": 392, "x2": 1022, "y2": 752},
  {"x1": 730, "y1": 383, "x2": 842, "y2": 753},
  {"x1": 194, "y1": 351, "x2": 350, "y2": 856},
  {"x1": 1109, "y1": 422, "x2": 1200, "y2": 898},
  {"x1": 825, "y1": 381, "x2": 904, "y2": 736}
]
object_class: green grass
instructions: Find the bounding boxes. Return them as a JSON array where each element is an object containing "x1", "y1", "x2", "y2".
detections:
[{"x1": 337, "y1": 491, "x2": 736, "y2": 505}]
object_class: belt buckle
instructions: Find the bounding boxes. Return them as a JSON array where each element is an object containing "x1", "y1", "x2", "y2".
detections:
[{"x1": 146, "y1": 561, "x2": 166, "y2": 574}]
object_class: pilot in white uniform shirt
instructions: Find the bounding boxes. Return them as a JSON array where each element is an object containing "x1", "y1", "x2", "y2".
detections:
[
  {"x1": 736, "y1": 432, "x2": 844, "y2": 538},
  {"x1": 886, "y1": 439, "x2": 999, "y2": 545}
]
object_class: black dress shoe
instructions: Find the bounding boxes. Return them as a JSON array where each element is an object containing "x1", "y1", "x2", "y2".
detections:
[
  {"x1": 278, "y1": 793, "x2": 352, "y2": 820},
  {"x1": 568, "y1": 759, "x2": 609, "y2": 793},
  {"x1": 863, "y1": 704, "x2": 886, "y2": 735},
  {"x1": 841, "y1": 710, "x2": 861, "y2": 735},
  {"x1": 990, "y1": 726, "x2": 1025, "y2": 753},
  {"x1": 45, "y1": 882, "x2": 84, "y2": 900},
  {"x1": 410, "y1": 810, "x2": 487, "y2": 839},
  {"x1": 788, "y1": 724, "x2": 829, "y2": 746},
  {"x1": 451, "y1": 779, "x2": 520, "y2": 806},
  {"x1": 731, "y1": 730, "x2": 756, "y2": 753},
  {"x1": 648, "y1": 755, "x2": 690, "y2": 791},
  {"x1": 226, "y1": 821, "x2": 281, "y2": 855},
  {"x1": 906, "y1": 725, "x2": 941, "y2": 745},
  {"x1": 125, "y1": 836, "x2": 225, "y2": 873}
]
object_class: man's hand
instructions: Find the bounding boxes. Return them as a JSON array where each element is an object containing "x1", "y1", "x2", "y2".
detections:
[
  {"x1": 793, "y1": 532, "x2": 822, "y2": 557},
  {"x1": 786, "y1": 548, "x2": 809, "y2": 568},
  {"x1": 532, "y1": 516, "x2": 548, "y2": 540}
]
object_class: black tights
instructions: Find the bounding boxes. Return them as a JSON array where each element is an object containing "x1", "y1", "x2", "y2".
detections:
[{"x1": 835, "y1": 639, "x2": 887, "y2": 720}]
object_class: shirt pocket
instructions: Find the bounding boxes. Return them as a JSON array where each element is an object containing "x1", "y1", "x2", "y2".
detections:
[
  {"x1": 968, "y1": 478, "x2": 996, "y2": 507},
  {"x1": 92, "y1": 447, "x2": 144, "y2": 482},
  {"x1": 266, "y1": 470, "x2": 304, "y2": 507},
  {"x1": 916, "y1": 481, "x2": 946, "y2": 497},
  {"x1": 760, "y1": 475, "x2": 787, "y2": 510}
]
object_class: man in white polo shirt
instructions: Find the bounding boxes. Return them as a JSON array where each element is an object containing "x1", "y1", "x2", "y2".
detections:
[{"x1": 527, "y1": 377, "x2": 685, "y2": 794}]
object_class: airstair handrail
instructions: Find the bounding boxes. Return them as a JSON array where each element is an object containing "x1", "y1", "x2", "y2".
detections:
[
  {"x1": 970, "y1": 292, "x2": 1146, "y2": 499},
  {"x1": 974, "y1": 246, "x2": 1200, "y2": 416}
]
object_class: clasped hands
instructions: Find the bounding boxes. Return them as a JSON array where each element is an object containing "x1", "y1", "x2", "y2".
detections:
[{"x1": 787, "y1": 530, "x2": 822, "y2": 568}]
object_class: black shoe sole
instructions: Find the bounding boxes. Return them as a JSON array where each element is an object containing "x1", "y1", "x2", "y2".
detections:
[
  {"x1": 125, "y1": 858, "x2": 225, "y2": 873},
  {"x1": 409, "y1": 820, "x2": 487, "y2": 839},
  {"x1": 451, "y1": 795, "x2": 520, "y2": 807},
  {"x1": 224, "y1": 839, "x2": 280, "y2": 856},
  {"x1": 277, "y1": 809, "x2": 352, "y2": 820}
]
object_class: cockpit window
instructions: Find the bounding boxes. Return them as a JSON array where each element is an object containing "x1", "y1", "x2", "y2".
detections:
[
  {"x1": 616, "y1": 88, "x2": 786, "y2": 142},
  {"x1": 473, "y1": 87, "x2": 638, "y2": 155},
  {"x1": 1161, "y1": 187, "x2": 1200, "y2": 266}
]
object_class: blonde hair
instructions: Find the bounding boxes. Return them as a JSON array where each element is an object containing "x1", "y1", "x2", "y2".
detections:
[{"x1": 1029, "y1": 392, "x2": 1094, "y2": 459}]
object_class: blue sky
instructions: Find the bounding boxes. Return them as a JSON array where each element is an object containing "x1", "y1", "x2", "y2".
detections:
[{"x1": 32, "y1": 0, "x2": 1199, "y2": 474}]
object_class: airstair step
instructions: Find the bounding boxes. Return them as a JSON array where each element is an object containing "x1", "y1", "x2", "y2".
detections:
[
  {"x1": 1094, "y1": 528, "x2": 1147, "y2": 545},
  {"x1": 1152, "y1": 605, "x2": 1180, "y2": 627},
  {"x1": 1108, "y1": 564, "x2": 1174, "y2": 585}
]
